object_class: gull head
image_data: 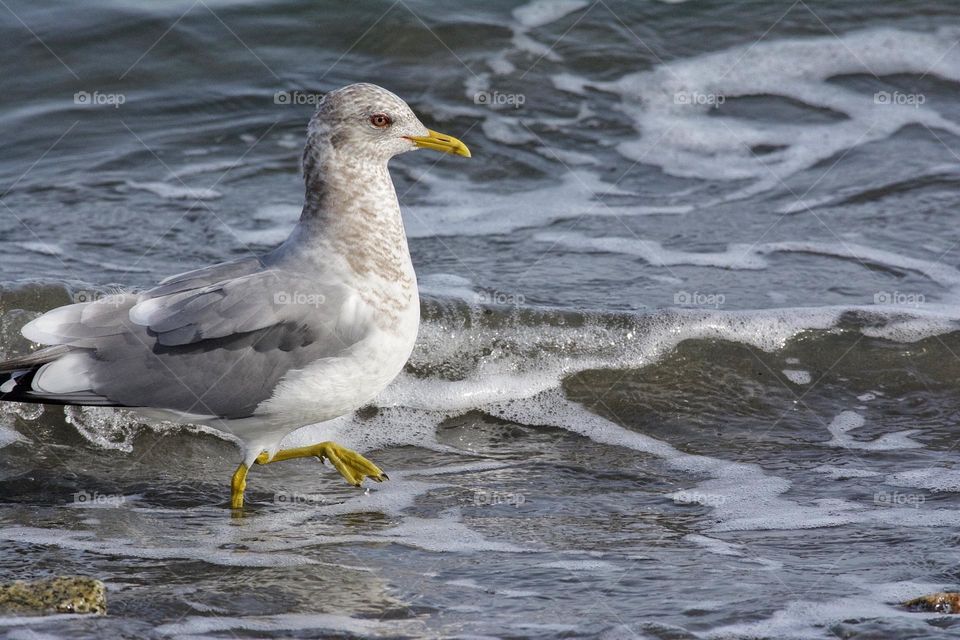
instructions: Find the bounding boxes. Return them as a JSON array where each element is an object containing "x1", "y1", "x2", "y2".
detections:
[{"x1": 307, "y1": 83, "x2": 470, "y2": 163}]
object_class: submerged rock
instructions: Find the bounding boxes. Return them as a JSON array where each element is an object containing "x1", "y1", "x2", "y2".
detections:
[
  {"x1": 0, "y1": 576, "x2": 106, "y2": 615},
  {"x1": 904, "y1": 592, "x2": 960, "y2": 614}
]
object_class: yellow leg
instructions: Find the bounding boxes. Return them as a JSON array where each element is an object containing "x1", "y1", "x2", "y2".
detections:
[
  {"x1": 230, "y1": 463, "x2": 249, "y2": 510},
  {"x1": 257, "y1": 441, "x2": 388, "y2": 486},
  {"x1": 229, "y1": 442, "x2": 386, "y2": 510}
]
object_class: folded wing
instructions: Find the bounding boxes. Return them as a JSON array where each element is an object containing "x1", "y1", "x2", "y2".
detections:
[{"x1": 2, "y1": 259, "x2": 371, "y2": 419}]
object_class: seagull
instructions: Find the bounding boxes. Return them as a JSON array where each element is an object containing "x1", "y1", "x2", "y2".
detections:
[{"x1": 0, "y1": 83, "x2": 470, "y2": 510}]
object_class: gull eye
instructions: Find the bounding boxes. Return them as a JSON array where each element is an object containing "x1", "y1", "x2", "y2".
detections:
[{"x1": 369, "y1": 113, "x2": 392, "y2": 128}]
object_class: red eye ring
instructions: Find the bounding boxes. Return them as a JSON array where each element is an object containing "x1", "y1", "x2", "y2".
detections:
[{"x1": 370, "y1": 114, "x2": 392, "y2": 128}]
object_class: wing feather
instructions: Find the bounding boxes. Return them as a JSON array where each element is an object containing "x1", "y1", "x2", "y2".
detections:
[{"x1": 9, "y1": 260, "x2": 372, "y2": 418}]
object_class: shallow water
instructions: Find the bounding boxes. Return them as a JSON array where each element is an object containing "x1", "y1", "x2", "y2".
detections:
[{"x1": 2, "y1": 0, "x2": 960, "y2": 638}]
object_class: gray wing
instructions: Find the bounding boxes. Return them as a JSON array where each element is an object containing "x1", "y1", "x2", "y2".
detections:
[{"x1": 6, "y1": 260, "x2": 372, "y2": 418}]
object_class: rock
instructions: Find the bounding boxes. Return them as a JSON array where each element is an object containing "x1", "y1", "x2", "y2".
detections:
[
  {"x1": 904, "y1": 592, "x2": 960, "y2": 614},
  {"x1": 0, "y1": 576, "x2": 106, "y2": 615}
]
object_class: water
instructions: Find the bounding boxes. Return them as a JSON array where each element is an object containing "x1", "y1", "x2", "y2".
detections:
[{"x1": 1, "y1": 0, "x2": 960, "y2": 637}]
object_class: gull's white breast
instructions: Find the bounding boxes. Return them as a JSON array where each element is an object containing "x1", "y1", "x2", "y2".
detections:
[{"x1": 251, "y1": 284, "x2": 420, "y2": 430}]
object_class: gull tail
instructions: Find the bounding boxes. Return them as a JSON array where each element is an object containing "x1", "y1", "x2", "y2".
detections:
[{"x1": 0, "y1": 346, "x2": 119, "y2": 407}]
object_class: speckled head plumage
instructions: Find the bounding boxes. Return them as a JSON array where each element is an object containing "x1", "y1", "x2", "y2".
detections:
[
  {"x1": 307, "y1": 83, "x2": 430, "y2": 161},
  {"x1": 303, "y1": 83, "x2": 470, "y2": 175},
  {"x1": 299, "y1": 82, "x2": 470, "y2": 223}
]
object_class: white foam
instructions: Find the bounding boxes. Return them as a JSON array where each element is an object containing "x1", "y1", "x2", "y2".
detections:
[
  {"x1": 63, "y1": 406, "x2": 141, "y2": 453},
  {"x1": 0, "y1": 402, "x2": 43, "y2": 423},
  {"x1": 887, "y1": 468, "x2": 960, "y2": 493},
  {"x1": 404, "y1": 171, "x2": 639, "y2": 239},
  {"x1": 168, "y1": 159, "x2": 241, "y2": 180},
  {"x1": 317, "y1": 513, "x2": 528, "y2": 553},
  {"x1": 0, "y1": 526, "x2": 314, "y2": 567},
  {"x1": 480, "y1": 116, "x2": 538, "y2": 144},
  {"x1": 782, "y1": 369, "x2": 812, "y2": 385},
  {"x1": 228, "y1": 203, "x2": 299, "y2": 246},
  {"x1": 419, "y1": 273, "x2": 476, "y2": 300},
  {"x1": 535, "y1": 232, "x2": 766, "y2": 269},
  {"x1": 277, "y1": 476, "x2": 435, "y2": 519},
  {"x1": 704, "y1": 591, "x2": 928, "y2": 639},
  {"x1": 342, "y1": 369, "x2": 944, "y2": 537},
  {"x1": 291, "y1": 363, "x2": 882, "y2": 538},
  {"x1": 15, "y1": 241, "x2": 63, "y2": 256},
  {"x1": 775, "y1": 193, "x2": 839, "y2": 214},
  {"x1": 825, "y1": 410, "x2": 922, "y2": 451},
  {"x1": 276, "y1": 132, "x2": 301, "y2": 149},
  {"x1": 125, "y1": 180, "x2": 222, "y2": 201},
  {"x1": 0, "y1": 425, "x2": 25, "y2": 448},
  {"x1": 0, "y1": 615, "x2": 87, "y2": 628},
  {"x1": 861, "y1": 315, "x2": 960, "y2": 343},
  {"x1": 231, "y1": 225, "x2": 293, "y2": 246},
  {"x1": 757, "y1": 241, "x2": 960, "y2": 289},
  {"x1": 554, "y1": 27, "x2": 960, "y2": 200},
  {"x1": 424, "y1": 0, "x2": 692, "y2": 239},
  {"x1": 512, "y1": 0, "x2": 588, "y2": 28},
  {"x1": 155, "y1": 613, "x2": 410, "y2": 637},
  {"x1": 683, "y1": 534, "x2": 782, "y2": 569},
  {"x1": 489, "y1": 390, "x2": 880, "y2": 534},
  {"x1": 536, "y1": 146, "x2": 601, "y2": 166},
  {"x1": 683, "y1": 534, "x2": 741, "y2": 556},
  {"x1": 285, "y1": 302, "x2": 950, "y2": 481},
  {"x1": 539, "y1": 559, "x2": 621, "y2": 572},
  {"x1": 812, "y1": 464, "x2": 882, "y2": 480},
  {"x1": 253, "y1": 203, "x2": 301, "y2": 223},
  {"x1": 539, "y1": 231, "x2": 960, "y2": 292}
]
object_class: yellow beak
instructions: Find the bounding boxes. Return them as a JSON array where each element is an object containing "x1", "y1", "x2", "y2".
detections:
[{"x1": 406, "y1": 129, "x2": 471, "y2": 158}]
